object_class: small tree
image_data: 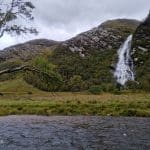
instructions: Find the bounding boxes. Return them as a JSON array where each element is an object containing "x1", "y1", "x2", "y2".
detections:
[
  {"x1": 24, "y1": 56, "x2": 63, "y2": 91},
  {"x1": 0, "y1": 0, "x2": 37, "y2": 38}
]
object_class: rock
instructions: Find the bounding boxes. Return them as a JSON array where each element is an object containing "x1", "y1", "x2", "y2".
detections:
[
  {"x1": 138, "y1": 46, "x2": 148, "y2": 52},
  {"x1": 131, "y1": 12, "x2": 150, "y2": 89},
  {"x1": 63, "y1": 19, "x2": 140, "y2": 55}
]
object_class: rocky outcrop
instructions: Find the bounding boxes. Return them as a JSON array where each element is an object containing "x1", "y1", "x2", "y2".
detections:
[
  {"x1": 0, "y1": 39, "x2": 59, "y2": 62},
  {"x1": 62, "y1": 19, "x2": 139, "y2": 56},
  {"x1": 131, "y1": 13, "x2": 150, "y2": 65},
  {"x1": 131, "y1": 12, "x2": 150, "y2": 90}
]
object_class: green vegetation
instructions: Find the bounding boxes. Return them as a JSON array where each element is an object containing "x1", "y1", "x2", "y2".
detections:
[
  {"x1": 50, "y1": 47, "x2": 118, "y2": 91},
  {"x1": 0, "y1": 92, "x2": 149, "y2": 117},
  {"x1": 0, "y1": 78, "x2": 149, "y2": 117},
  {"x1": 0, "y1": 60, "x2": 23, "y2": 81},
  {"x1": 101, "y1": 19, "x2": 140, "y2": 36},
  {"x1": 0, "y1": 78, "x2": 41, "y2": 93},
  {"x1": 131, "y1": 17, "x2": 150, "y2": 92},
  {"x1": 88, "y1": 85, "x2": 103, "y2": 94},
  {"x1": 24, "y1": 56, "x2": 63, "y2": 91}
]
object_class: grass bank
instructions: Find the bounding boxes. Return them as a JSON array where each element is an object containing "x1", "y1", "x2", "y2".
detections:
[{"x1": 0, "y1": 92, "x2": 150, "y2": 117}]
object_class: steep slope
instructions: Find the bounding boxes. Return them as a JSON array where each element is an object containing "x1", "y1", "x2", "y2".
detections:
[
  {"x1": 49, "y1": 19, "x2": 140, "y2": 90},
  {"x1": 62, "y1": 19, "x2": 139, "y2": 57},
  {"x1": 131, "y1": 12, "x2": 150, "y2": 90},
  {"x1": 0, "y1": 39, "x2": 60, "y2": 62}
]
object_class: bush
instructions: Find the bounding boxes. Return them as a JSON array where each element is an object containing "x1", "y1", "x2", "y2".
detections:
[
  {"x1": 68, "y1": 75, "x2": 85, "y2": 92},
  {"x1": 88, "y1": 85, "x2": 103, "y2": 95},
  {"x1": 24, "y1": 56, "x2": 63, "y2": 91},
  {"x1": 125, "y1": 81, "x2": 140, "y2": 90},
  {"x1": 99, "y1": 83, "x2": 117, "y2": 93}
]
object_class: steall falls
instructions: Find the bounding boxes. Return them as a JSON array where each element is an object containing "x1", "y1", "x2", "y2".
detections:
[{"x1": 114, "y1": 35, "x2": 135, "y2": 85}]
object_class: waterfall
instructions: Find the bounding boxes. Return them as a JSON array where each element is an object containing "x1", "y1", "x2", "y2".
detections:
[{"x1": 114, "y1": 35, "x2": 134, "y2": 85}]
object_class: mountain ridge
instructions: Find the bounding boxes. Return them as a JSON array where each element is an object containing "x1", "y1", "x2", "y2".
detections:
[
  {"x1": 0, "y1": 19, "x2": 140, "y2": 61},
  {"x1": 0, "y1": 39, "x2": 60, "y2": 62}
]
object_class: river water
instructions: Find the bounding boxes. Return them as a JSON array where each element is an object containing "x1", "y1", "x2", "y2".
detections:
[{"x1": 0, "y1": 116, "x2": 149, "y2": 150}]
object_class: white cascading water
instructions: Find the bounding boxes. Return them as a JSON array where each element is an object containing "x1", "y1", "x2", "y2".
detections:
[{"x1": 114, "y1": 35, "x2": 134, "y2": 85}]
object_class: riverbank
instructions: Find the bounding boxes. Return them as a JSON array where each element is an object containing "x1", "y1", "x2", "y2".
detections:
[
  {"x1": 0, "y1": 92, "x2": 149, "y2": 116},
  {"x1": 0, "y1": 116, "x2": 149, "y2": 150}
]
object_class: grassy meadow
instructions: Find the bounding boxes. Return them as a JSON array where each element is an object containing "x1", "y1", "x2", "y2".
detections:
[{"x1": 0, "y1": 78, "x2": 150, "y2": 117}]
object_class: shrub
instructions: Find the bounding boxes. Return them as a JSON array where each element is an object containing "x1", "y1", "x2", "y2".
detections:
[
  {"x1": 68, "y1": 75, "x2": 84, "y2": 92},
  {"x1": 24, "y1": 56, "x2": 63, "y2": 91},
  {"x1": 99, "y1": 83, "x2": 117, "y2": 93},
  {"x1": 88, "y1": 85, "x2": 103, "y2": 95},
  {"x1": 125, "y1": 81, "x2": 140, "y2": 90}
]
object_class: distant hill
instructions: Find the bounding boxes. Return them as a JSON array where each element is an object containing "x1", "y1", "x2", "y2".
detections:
[{"x1": 0, "y1": 39, "x2": 60, "y2": 62}]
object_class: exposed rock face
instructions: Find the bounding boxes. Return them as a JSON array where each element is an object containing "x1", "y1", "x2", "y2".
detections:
[
  {"x1": 0, "y1": 39, "x2": 59, "y2": 62},
  {"x1": 132, "y1": 13, "x2": 150, "y2": 65},
  {"x1": 63, "y1": 19, "x2": 139, "y2": 56},
  {"x1": 131, "y1": 12, "x2": 150, "y2": 89}
]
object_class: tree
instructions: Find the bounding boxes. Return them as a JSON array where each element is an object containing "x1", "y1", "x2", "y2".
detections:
[
  {"x1": 24, "y1": 56, "x2": 63, "y2": 91},
  {"x1": 0, "y1": 0, "x2": 37, "y2": 38}
]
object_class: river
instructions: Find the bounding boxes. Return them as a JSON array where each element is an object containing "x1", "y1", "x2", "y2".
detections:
[{"x1": 0, "y1": 116, "x2": 149, "y2": 150}]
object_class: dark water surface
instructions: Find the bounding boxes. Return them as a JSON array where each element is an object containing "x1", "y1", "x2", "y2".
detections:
[{"x1": 0, "y1": 116, "x2": 149, "y2": 150}]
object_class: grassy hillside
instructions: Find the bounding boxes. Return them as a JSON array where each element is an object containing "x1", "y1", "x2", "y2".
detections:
[
  {"x1": 101, "y1": 19, "x2": 140, "y2": 36},
  {"x1": 0, "y1": 78, "x2": 41, "y2": 94}
]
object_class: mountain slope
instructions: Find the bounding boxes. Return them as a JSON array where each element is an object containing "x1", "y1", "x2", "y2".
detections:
[
  {"x1": 131, "y1": 12, "x2": 150, "y2": 90},
  {"x1": 0, "y1": 19, "x2": 140, "y2": 61},
  {"x1": 62, "y1": 19, "x2": 139, "y2": 57},
  {"x1": 49, "y1": 19, "x2": 140, "y2": 91},
  {"x1": 0, "y1": 18, "x2": 142, "y2": 91},
  {"x1": 0, "y1": 39, "x2": 60, "y2": 62}
]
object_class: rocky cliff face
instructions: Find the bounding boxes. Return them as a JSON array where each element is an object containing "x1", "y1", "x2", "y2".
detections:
[
  {"x1": 63, "y1": 19, "x2": 139, "y2": 57},
  {"x1": 131, "y1": 13, "x2": 150, "y2": 64},
  {"x1": 0, "y1": 39, "x2": 59, "y2": 62},
  {"x1": 131, "y1": 12, "x2": 150, "y2": 90}
]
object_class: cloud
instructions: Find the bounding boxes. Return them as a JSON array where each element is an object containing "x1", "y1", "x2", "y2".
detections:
[{"x1": 0, "y1": 0, "x2": 149, "y2": 49}]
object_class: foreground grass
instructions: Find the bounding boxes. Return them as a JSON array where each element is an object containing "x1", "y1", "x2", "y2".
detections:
[
  {"x1": 0, "y1": 78, "x2": 150, "y2": 116},
  {"x1": 0, "y1": 92, "x2": 150, "y2": 117}
]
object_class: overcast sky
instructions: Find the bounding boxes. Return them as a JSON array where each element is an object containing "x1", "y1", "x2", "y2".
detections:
[{"x1": 0, "y1": 0, "x2": 149, "y2": 49}]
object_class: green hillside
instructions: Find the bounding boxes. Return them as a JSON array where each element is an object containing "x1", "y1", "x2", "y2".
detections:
[
  {"x1": 0, "y1": 77, "x2": 41, "y2": 93},
  {"x1": 0, "y1": 18, "x2": 149, "y2": 92}
]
